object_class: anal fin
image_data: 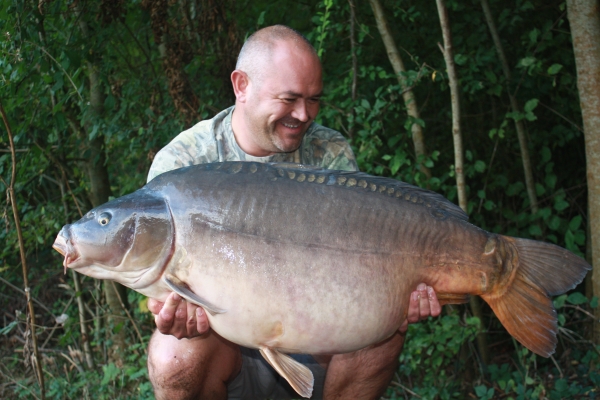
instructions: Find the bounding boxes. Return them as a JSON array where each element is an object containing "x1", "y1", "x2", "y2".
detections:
[
  {"x1": 259, "y1": 347, "x2": 314, "y2": 398},
  {"x1": 164, "y1": 275, "x2": 226, "y2": 316}
]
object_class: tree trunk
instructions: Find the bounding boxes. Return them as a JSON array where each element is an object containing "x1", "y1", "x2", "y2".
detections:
[
  {"x1": 368, "y1": 0, "x2": 431, "y2": 180},
  {"x1": 347, "y1": 0, "x2": 358, "y2": 139},
  {"x1": 480, "y1": 0, "x2": 538, "y2": 214},
  {"x1": 77, "y1": 7, "x2": 129, "y2": 366},
  {"x1": 566, "y1": 0, "x2": 600, "y2": 346},
  {"x1": 436, "y1": 0, "x2": 490, "y2": 367}
]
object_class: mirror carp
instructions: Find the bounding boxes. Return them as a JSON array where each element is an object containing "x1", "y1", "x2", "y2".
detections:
[{"x1": 53, "y1": 161, "x2": 591, "y2": 398}]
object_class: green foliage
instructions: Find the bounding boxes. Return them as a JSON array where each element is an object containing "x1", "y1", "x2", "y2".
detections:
[{"x1": 392, "y1": 315, "x2": 479, "y2": 399}]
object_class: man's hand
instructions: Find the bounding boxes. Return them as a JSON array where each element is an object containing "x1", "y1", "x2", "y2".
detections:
[
  {"x1": 148, "y1": 293, "x2": 210, "y2": 339},
  {"x1": 399, "y1": 283, "x2": 441, "y2": 333}
]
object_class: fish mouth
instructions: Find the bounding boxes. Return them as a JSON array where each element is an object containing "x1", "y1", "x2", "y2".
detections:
[{"x1": 52, "y1": 234, "x2": 80, "y2": 274}]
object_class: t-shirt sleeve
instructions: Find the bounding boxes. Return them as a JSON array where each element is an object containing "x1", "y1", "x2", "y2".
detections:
[
  {"x1": 147, "y1": 121, "x2": 218, "y2": 182},
  {"x1": 302, "y1": 125, "x2": 358, "y2": 172}
]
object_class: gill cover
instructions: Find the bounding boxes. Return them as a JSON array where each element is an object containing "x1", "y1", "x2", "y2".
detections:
[{"x1": 63, "y1": 190, "x2": 174, "y2": 290}]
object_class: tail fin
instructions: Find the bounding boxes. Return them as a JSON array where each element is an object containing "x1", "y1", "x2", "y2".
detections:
[{"x1": 481, "y1": 237, "x2": 591, "y2": 357}]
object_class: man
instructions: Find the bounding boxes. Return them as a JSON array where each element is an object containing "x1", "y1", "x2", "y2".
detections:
[{"x1": 147, "y1": 25, "x2": 441, "y2": 400}]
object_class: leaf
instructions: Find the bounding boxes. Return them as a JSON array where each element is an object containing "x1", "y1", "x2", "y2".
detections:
[
  {"x1": 554, "y1": 198, "x2": 569, "y2": 211},
  {"x1": 555, "y1": 379, "x2": 568, "y2": 392},
  {"x1": 568, "y1": 215, "x2": 582, "y2": 231},
  {"x1": 529, "y1": 224, "x2": 542, "y2": 236},
  {"x1": 484, "y1": 70, "x2": 497, "y2": 84},
  {"x1": 553, "y1": 294, "x2": 567, "y2": 309},
  {"x1": 0, "y1": 320, "x2": 18, "y2": 335},
  {"x1": 545, "y1": 173, "x2": 557, "y2": 189},
  {"x1": 541, "y1": 146, "x2": 551, "y2": 163},
  {"x1": 529, "y1": 28, "x2": 540, "y2": 43},
  {"x1": 547, "y1": 64, "x2": 563, "y2": 75},
  {"x1": 566, "y1": 292, "x2": 588, "y2": 305},
  {"x1": 524, "y1": 98, "x2": 539, "y2": 113},
  {"x1": 524, "y1": 98, "x2": 539, "y2": 121},
  {"x1": 474, "y1": 160, "x2": 486, "y2": 173},
  {"x1": 454, "y1": 54, "x2": 468, "y2": 66},
  {"x1": 89, "y1": 124, "x2": 100, "y2": 141},
  {"x1": 519, "y1": 56, "x2": 536, "y2": 67},
  {"x1": 548, "y1": 215, "x2": 561, "y2": 231},
  {"x1": 525, "y1": 376, "x2": 534, "y2": 385},
  {"x1": 101, "y1": 363, "x2": 120, "y2": 385},
  {"x1": 475, "y1": 385, "x2": 488, "y2": 397},
  {"x1": 257, "y1": 11, "x2": 265, "y2": 26}
]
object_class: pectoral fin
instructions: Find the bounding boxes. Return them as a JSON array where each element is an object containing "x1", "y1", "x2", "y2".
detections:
[
  {"x1": 259, "y1": 347, "x2": 314, "y2": 399},
  {"x1": 164, "y1": 275, "x2": 226, "y2": 316}
]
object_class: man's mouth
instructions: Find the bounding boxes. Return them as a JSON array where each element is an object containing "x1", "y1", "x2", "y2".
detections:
[{"x1": 282, "y1": 122, "x2": 301, "y2": 129}]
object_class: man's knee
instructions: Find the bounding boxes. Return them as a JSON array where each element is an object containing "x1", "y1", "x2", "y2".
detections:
[
  {"x1": 148, "y1": 330, "x2": 242, "y2": 400},
  {"x1": 148, "y1": 331, "x2": 207, "y2": 397}
]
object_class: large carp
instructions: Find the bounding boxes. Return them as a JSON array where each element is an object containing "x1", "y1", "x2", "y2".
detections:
[{"x1": 53, "y1": 161, "x2": 590, "y2": 398}]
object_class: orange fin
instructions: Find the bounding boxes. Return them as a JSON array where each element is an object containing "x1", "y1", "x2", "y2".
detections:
[
  {"x1": 436, "y1": 293, "x2": 471, "y2": 305},
  {"x1": 259, "y1": 347, "x2": 314, "y2": 398},
  {"x1": 482, "y1": 237, "x2": 591, "y2": 357}
]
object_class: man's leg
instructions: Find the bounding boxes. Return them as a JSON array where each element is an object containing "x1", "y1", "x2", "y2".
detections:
[
  {"x1": 148, "y1": 329, "x2": 242, "y2": 400},
  {"x1": 319, "y1": 331, "x2": 405, "y2": 400}
]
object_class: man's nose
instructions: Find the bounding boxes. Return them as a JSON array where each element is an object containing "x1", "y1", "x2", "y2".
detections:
[{"x1": 291, "y1": 100, "x2": 309, "y2": 122}]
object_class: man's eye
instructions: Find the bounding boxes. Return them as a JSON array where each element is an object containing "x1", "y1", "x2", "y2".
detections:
[
  {"x1": 283, "y1": 98, "x2": 295, "y2": 103},
  {"x1": 309, "y1": 98, "x2": 321, "y2": 104}
]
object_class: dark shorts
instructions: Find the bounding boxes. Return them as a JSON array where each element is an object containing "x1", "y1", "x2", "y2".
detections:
[{"x1": 227, "y1": 347, "x2": 326, "y2": 400}]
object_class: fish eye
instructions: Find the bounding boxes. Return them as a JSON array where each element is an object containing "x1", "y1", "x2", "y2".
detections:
[{"x1": 98, "y1": 212, "x2": 112, "y2": 226}]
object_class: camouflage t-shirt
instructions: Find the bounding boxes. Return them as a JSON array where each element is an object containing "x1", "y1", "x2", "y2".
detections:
[{"x1": 147, "y1": 106, "x2": 357, "y2": 182}]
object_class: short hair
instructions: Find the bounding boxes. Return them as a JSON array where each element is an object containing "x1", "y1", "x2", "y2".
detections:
[{"x1": 236, "y1": 25, "x2": 318, "y2": 84}]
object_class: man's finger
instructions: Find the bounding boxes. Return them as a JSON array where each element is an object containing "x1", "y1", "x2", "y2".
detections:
[
  {"x1": 147, "y1": 298, "x2": 164, "y2": 315},
  {"x1": 186, "y1": 301, "x2": 198, "y2": 337},
  {"x1": 417, "y1": 284, "x2": 430, "y2": 319},
  {"x1": 427, "y1": 286, "x2": 442, "y2": 317},
  {"x1": 157, "y1": 293, "x2": 182, "y2": 327},
  {"x1": 406, "y1": 289, "x2": 421, "y2": 323},
  {"x1": 196, "y1": 307, "x2": 210, "y2": 335}
]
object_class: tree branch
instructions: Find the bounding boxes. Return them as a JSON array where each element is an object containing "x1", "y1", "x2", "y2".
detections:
[{"x1": 0, "y1": 100, "x2": 46, "y2": 399}]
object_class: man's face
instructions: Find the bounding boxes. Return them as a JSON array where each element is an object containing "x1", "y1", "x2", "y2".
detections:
[{"x1": 241, "y1": 42, "x2": 323, "y2": 155}]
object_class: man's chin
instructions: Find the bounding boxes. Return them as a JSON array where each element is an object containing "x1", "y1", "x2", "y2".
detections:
[
  {"x1": 269, "y1": 133, "x2": 302, "y2": 153},
  {"x1": 274, "y1": 136, "x2": 304, "y2": 153}
]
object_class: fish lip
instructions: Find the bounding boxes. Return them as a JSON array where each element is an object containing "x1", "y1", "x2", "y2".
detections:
[{"x1": 52, "y1": 235, "x2": 81, "y2": 273}]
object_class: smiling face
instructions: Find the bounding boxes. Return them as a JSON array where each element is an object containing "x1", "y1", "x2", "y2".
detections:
[{"x1": 231, "y1": 40, "x2": 323, "y2": 157}]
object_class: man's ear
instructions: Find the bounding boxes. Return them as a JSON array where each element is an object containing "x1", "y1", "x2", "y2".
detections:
[{"x1": 231, "y1": 70, "x2": 249, "y2": 102}]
